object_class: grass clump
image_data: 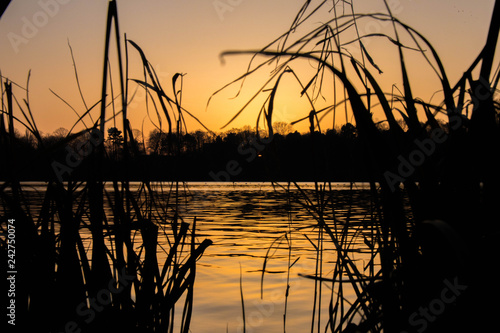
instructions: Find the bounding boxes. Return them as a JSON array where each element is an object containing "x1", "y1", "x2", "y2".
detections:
[
  {"x1": 219, "y1": 1, "x2": 500, "y2": 331},
  {"x1": 0, "y1": 1, "x2": 211, "y2": 332}
]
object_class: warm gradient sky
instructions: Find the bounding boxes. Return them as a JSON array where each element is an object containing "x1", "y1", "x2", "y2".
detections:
[{"x1": 0, "y1": 0, "x2": 498, "y2": 136}]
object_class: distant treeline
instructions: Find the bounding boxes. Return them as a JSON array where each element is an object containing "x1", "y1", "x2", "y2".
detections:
[{"x1": 1, "y1": 121, "x2": 433, "y2": 182}]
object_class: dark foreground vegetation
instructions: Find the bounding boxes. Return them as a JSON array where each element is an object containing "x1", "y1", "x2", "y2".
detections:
[
  {"x1": 1, "y1": 0, "x2": 500, "y2": 332},
  {"x1": 214, "y1": 0, "x2": 500, "y2": 332},
  {"x1": 1, "y1": 2, "x2": 212, "y2": 332}
]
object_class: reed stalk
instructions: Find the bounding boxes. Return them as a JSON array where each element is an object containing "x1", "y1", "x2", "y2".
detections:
[
  {"x1": 0, "y1": 1, "x2": 211, "y2": 332},
  {"x1": 221, "y1": 0, "x2": 500, "y2": 331}
]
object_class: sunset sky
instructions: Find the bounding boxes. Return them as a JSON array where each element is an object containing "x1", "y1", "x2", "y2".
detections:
[{"x1": 0, "y1": 0, "x2": 497, "y2": 136}]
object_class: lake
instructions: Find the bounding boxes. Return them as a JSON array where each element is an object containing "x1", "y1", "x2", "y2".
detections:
[
  {"x1": 164, "y1": 182, "x2": 379, "y2": 332},
  {"x1": 7, "y1": 181, "x2": 380, "y2": 332}
]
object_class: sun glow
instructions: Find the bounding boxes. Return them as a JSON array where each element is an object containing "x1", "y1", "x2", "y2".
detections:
[{"x1": 0, "y1": 0, "x2": 497, "y2": 137}]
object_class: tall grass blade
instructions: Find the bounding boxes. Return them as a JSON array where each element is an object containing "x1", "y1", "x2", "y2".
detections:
[{"x1": 240, "y1": 263, "x2": 246, "y2": 333}]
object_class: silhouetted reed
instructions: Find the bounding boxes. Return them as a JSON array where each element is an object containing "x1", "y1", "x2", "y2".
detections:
[
  {"x1": 218, "y1": 0, "x2": 500, "y2": 331},
  {"x1": 0, "y1": 1, "x2": 211, "y2": 332}
]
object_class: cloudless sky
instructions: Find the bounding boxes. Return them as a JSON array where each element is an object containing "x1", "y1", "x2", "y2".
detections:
[{"x1": 0, "y1": 0, "x2": 497, "y2": 136}]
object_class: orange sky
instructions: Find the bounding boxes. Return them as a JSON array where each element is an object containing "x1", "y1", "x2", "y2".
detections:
[{"x1": 0, "y1": 0, "x2": 498, "y2": 136}]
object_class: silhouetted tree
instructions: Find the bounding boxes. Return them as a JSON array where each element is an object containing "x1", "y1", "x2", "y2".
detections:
[
  {"x1": 53, "y1": 127, "x2": 69, "y2": 138},
  {"x1": 183, "y1": 133, "x2": 197, "y2": 153},
  {"x1": 340, "y1": 123, "x2": 357, "y2": 139},
  {"x1": 273, "y1": 121, "x2": 294, "y2": 136},
  {"x1": 107, "y1": 127, "x2": 124, "y2": 159}
]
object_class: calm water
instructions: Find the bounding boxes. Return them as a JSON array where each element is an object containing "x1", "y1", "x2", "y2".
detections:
[
  {"x1": 7, "y1": 182, "x2": 380, "y2": 332},
  {"x1": 167, "y1": 182, "x2": 378, "y2": 332}
]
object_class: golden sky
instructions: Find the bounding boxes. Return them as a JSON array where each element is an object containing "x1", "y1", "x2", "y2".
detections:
[{"x1": 0, "y1": 0, "x2": 497, "y2": 136}]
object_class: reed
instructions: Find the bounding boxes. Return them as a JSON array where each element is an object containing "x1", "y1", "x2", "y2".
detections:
[
  {"x1": 0, "y1": 1, "x2": 211, "y2": 332},
  {"x1": 220, "y1": 0, "x2": 500, "y2": 331}
]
